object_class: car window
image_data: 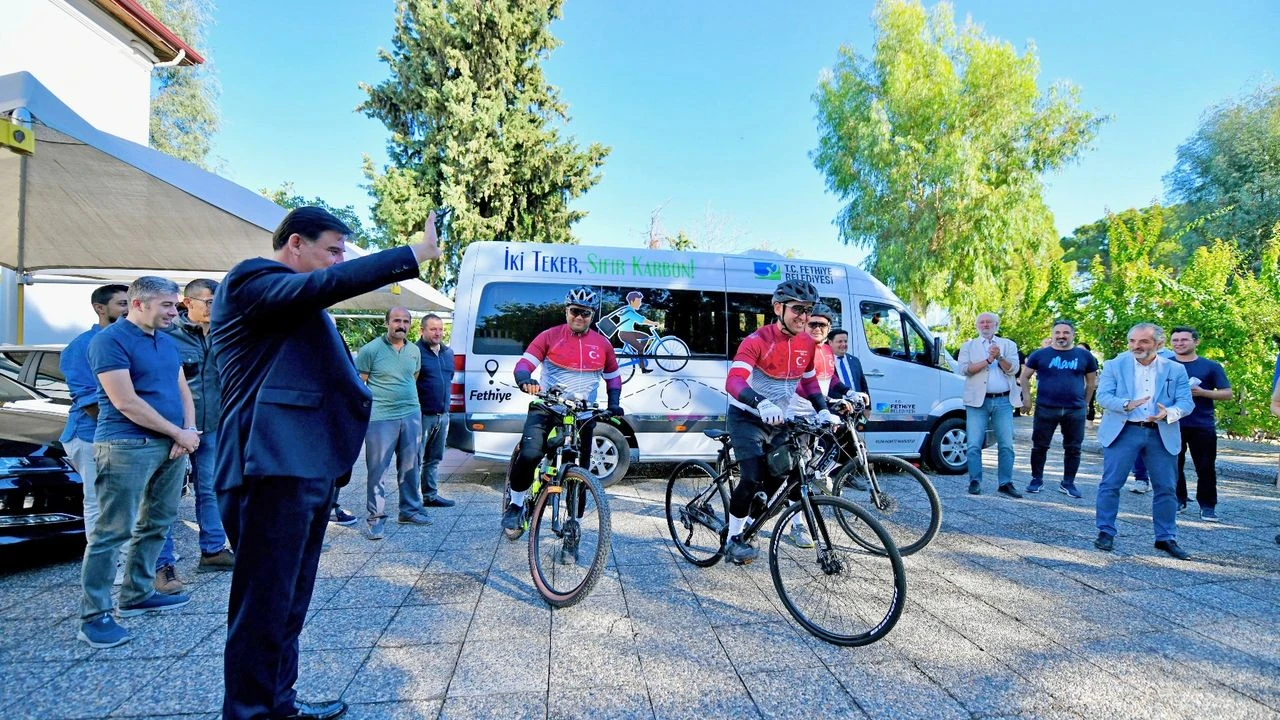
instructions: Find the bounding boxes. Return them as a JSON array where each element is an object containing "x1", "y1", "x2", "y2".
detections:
[
  {"x1": 0, "y1": 373, "x2": 41, "y2": 403},
  {"x1": 0, "y1": 352, "x2": 24, "y2": 384},
  {"x1": 33, "y1": 352, "x2": 70, "y2": 402}
]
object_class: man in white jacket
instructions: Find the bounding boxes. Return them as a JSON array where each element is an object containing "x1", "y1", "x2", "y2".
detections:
[{"x1": 956, "y1": 312, "x2": 1024, "y2": 498}]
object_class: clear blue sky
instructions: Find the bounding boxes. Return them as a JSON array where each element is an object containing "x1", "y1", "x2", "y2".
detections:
[{"x1": 206, "y1": 0, "x2": 1279, "y2": 263}]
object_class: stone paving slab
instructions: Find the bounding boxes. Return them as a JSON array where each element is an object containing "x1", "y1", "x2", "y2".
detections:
[{"x1": 2, "y1": 443, "x2": 1278, "y2": 719}]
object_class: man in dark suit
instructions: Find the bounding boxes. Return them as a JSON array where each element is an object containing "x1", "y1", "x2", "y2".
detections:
[{"x1": 211, "y1": 207, "x2": 440, "y2": 720}]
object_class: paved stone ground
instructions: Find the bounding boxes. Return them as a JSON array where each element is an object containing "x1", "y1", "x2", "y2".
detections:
[{"x1": 2, "y1": 445, "x2": 1278, "y2": 719}]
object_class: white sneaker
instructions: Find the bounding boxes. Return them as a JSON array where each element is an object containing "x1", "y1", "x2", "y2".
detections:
[
  {"x1": 113, "y1": 560, "x2": 125, "y2": 586},
  {"x1": 1130, "y1": 479, "x2": 1150, "y2": 494},
  {"x1": 787, "y1": 523, "x2": 815, "y2": 549}
]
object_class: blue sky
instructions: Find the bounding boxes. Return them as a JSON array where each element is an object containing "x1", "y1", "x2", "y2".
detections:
[{"x1": 206, "y1": 1, "x2": 1279, "y2": 263}]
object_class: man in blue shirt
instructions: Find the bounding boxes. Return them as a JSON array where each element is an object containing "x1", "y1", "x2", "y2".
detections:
[
  {"x1": 59, "y1": 283, "x2": 129, "y2": 543},
  {"x1": 1169, "y1": 326, "x2": 1232, "y2": 521},
  {"x1": 1017, "y1": 319, "x2": 1097, "y2": 498},
  {"x1": 415, "y1": 313, "x2": 455, "y2": 508},
  {"x1": 77, "y1": 277, "x2": 200, "y2": 649}
]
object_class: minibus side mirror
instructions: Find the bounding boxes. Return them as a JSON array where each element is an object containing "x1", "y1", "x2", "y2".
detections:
[{"x1": 933, "y1": 336, "x2": 944, "y2": 367}]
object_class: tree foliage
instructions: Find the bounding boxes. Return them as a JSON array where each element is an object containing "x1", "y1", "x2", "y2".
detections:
[
  {"x1": 812, "y1": 0, "x2": 1105, "y2": 319},
  {"x1": 139, "y1": 0, "x2": 220, "y2": 168},
  {"x1": 1166, "y1": 83, "x2": 1280, "y2": 270},
  {"x1": 360, "y1": 0, "x2": 610, "y2": 290},
  {"x1": 1059, "y1": 204, "x2": 1185, "y2": 273},
  {"x1": 1078, "y1": 212, "x2": 1280, "y2": 437}
]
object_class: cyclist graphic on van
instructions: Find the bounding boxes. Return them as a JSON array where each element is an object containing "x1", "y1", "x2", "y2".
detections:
[{"x1": 597, "y1": 291, "x2": 691, "y2": 383}]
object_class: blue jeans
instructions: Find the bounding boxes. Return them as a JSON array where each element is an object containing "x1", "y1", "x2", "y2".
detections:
[
  {"x1": 80, "y1": 437, "x2": 186, "y2": 621},
  {"x1": 156, "y1": 430, "x2": 227, "y2": 566},
  {"x1": 365, "y1": 414, "x2": 423, "y2": 521},
  {"x1": 966, "y1": 395, "x2": 1014, "y2": 486},
  {"x1": 419, "y1": 413, "x2": 449, "y2": 500},
  {"x1": 1097, "y1": 424, "x2": 1178, "y2": 541}
]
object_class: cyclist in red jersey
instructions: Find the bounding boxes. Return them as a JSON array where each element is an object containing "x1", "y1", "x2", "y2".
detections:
[
  {"x1": 504, "y1": 286, "x2": 624, "y2": 530},
  {"x1": 722, "y1": 280, "x2": 840, "y2": 563}
]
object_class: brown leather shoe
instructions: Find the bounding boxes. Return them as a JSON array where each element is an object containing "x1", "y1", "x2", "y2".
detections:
[
  {"x1": 154, "y1": 564, "x2": 185, "y2": 595},
  {"x1": 197, "y1": 548, "x2": 235, "y2": 572}
]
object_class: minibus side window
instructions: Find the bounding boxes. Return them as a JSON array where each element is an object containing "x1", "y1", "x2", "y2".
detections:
[
  {"x1": 597, "y1": 288, "x2": 727, "y2": 358},
  {"x1": 860, "y1": 302, "x2": 931, "y2": 366},
  {"x1": 473, "y1": 282, "x2": 580, "y2": 355}
]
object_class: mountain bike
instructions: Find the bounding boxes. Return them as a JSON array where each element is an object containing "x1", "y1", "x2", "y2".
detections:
[
  {"x1": 826, "y1": 397, "x2": 942, "y2": 555},
  {"x1": 664, "y1": 415, "x2": 906, "y2": 646},
  {"x1": 502, "y1": 388, "x2": 615, "y2": 608}
]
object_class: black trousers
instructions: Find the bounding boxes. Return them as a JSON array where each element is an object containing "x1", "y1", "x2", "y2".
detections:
[
  {"x1": 1177, "y1": 425, "x2": 1218, "y2": 509},
  {"x1": 726, "y1": 406, "x2": 796, "y2": 517},
  {"x1": 1029, "y1": 405, "x2": 1086, "y2": 484},
  {"x1": 509, "y1": 405, "x2": 595, "y2": 494},
  {"x1": 220, "y1": 475, "x2": 333, "y2": 720}
]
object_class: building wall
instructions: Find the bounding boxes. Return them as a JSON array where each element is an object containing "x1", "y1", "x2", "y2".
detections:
[{"x1": 0, "y1": 0, "x2": 154, "y2": 145}]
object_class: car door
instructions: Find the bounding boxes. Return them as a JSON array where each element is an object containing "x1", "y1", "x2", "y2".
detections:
[{"x1": 854, "y1": 300, "x2": 940, "y2": 455}]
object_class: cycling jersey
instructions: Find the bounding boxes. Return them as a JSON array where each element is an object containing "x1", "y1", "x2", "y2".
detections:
[
  {"x1": 515, "y1": 325, "x2": 622, "y2": 402},
  {"x1": 726, "y1": 323, "x2": 825, "y2": 415},
  {"x1": 789, "y1": 342, "x2": 836, "y2": 416}
]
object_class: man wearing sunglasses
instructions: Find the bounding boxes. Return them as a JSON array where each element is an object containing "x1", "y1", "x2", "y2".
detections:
[
  {"x1": 723, "y1": 280, "x2": 841, "y2": 564},
  {"x1": 504, "y1": 286, "x2": 624, "y2": 531}
]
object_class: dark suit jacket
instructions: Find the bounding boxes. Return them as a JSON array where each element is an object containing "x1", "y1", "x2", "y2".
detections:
[
  {"x1": 829, "y1": 353, "x2": 869, "y2": 399},
  {"x1": 210, "y1": 247, "x2": 420, "y2": 490}
]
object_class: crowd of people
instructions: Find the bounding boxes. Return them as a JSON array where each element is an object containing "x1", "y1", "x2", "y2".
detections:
[
  {"x1": 958, "y1": 312, "x2": 1246, "y2": 560},
  {"x1": 57, "y1": 203, "x2": 1278, "y2": 719}
]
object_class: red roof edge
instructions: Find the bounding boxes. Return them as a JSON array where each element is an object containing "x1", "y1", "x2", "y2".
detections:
[{"x1": 96, "y1": 0, "x2": 206, "y2": 66}]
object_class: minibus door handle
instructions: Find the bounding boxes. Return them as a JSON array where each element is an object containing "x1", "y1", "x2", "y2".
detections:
[{"x1": 865, "y1": 369, "x2": 885, "y2": 377}]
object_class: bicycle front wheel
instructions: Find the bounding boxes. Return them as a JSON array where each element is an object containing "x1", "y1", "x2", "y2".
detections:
[
  {"x1": 769, "y1": 495, "x2": 906, "y2": 646},
  {"x1": 832, "y1": 454, "x2": 941, "y2": 555},
  {"x1": 653, "y1": 337, "x2": 690, "y2": 372},
  {"x1": 529, "y1": 467, "x2": 611, "y2": 608},
  {"x1": 664, "y1": 460, "x2": 728, "y2": 566}
]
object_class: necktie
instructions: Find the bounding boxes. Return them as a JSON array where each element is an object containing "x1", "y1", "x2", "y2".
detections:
[{"x1": 837, "y1": 357, "x2": 851, "y2": 388}]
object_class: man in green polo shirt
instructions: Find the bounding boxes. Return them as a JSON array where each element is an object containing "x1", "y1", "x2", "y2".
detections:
[{"x1": 357, "y1": 307, "x2": 428, "y2": 539}]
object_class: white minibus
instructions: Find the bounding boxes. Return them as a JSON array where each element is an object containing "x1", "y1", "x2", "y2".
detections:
[{"x1": 447, "y1": 242, "x2": 974, "y2": 485}]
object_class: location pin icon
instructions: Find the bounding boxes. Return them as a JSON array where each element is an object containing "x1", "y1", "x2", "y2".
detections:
[{"x1": 485, "y1": 359, "x2": 499, "y2": 385}]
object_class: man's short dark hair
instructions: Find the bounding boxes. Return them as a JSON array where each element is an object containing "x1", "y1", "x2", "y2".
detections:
[
  {"x1": 828, "y1": 328, "x2": 849, "y2": 341},
  {"x1": 271, "y1": 207, "x2": 353, "y2": 251},
  {"x1": 1171, "y1": 325, "x2": 1199, "y2": 340},
  {"x1": 1051, "y1": 318, "x2": 1076, "y2": 331},
  {"x1": 185, "y1": 278, "x2": 219, "y2": 296},
  {"x1": 422, "y1": 313, "x2": 442, "y2": 326},
  {"x1": 90, "y1": 283, "x2": 129, "y2": 307}
]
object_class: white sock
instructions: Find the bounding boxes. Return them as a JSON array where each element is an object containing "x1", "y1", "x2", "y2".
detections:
[
  {"x1": 728, "y1": 514, "x2": 747, "y2": 539},
  {"x1": 509, "y1": 489, "x2": 527, "y2": 507}
]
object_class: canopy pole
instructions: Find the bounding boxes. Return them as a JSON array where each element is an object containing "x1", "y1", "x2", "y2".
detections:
[{"x1": 15, "y1": 154, "x2": 28, "y2": 344}]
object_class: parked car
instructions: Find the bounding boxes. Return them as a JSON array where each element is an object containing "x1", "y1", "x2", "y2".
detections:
[
  {"x1": 0, "y1": 344, "x2": 70, "y2": 405},
  {"x1": 0, "y1": 372, "x2": 83, "y2": 554}
]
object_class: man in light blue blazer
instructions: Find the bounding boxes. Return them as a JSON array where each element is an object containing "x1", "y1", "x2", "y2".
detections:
[{"x1": 1094, "y1": 323, "x2": 1195, "y2": 559}]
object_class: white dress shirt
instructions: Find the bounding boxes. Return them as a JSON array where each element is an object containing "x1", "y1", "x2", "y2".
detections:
[
  {"x1": 982, "y1": 337, "x2": 1011, "y2": 394},
  {"x1": 1127, "y1": 356, "x2": 1184, "y2": 423}
]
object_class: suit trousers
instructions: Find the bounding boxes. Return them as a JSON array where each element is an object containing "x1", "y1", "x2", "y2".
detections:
[
  {"x1": 220, "y1": 475, "x2": 333, "y2": 720},
  {"x1": 1097, "y1": 424, "x2": 1178, "y2": 541}
]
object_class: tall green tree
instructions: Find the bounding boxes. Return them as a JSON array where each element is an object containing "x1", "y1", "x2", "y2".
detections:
[
  {"x1": 1166, "y1": 83, "x2": 1280, "y2": 270},
  {"x1": 139, "y1": 0, "x2": 219, "y2": 168},
  {"x1": 360, "y1": 0, "x2": 610, "y2": 290},
  {"x1": 1059, "y1": 204, "x2": 1185, "y2": 273},
  {"x1": 812, "y1": 0, "x2": 1104, "y2": 319}
]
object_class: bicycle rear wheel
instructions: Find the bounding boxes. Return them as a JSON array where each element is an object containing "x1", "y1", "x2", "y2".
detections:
[
  {"x1": 529, "y1": 467, "x2": 611, "y2": 608},
  {"x1": 664, "y1": 460, "x2": 728, "y2": 566},
  {"x1": 769, "y1": 495, "x2": 906, "y2": 646},
  {"x1": 832, "y1": 454, "x2": 941, "y2": 555}
]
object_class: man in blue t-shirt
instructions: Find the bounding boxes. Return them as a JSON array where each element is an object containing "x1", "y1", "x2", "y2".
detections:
[
  {"x1": 76, "y1": 277, "x2": 200, "y2": 650},
  {"x1": 1169, "y1": 326, "x2": 1232, "y2": 522},
  {"x1": 1018, "y1": 319, "x2": 1098, "y2": 498}
]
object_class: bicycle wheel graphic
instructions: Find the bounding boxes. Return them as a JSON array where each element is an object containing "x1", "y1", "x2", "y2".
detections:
[{"x1": 653, "y1": 336, "x2": 690, "y2": 373}]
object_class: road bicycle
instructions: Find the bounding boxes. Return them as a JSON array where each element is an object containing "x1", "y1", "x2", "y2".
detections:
[
  {"x1": 614, "y1": 326, "x2": 690, "y2": 383},
  {"x1": 664, "y1": 414, "x2": 907, "y2": 646},
  {"x1": 503, "y1": 388, "x2": 615, "y2": 608}
]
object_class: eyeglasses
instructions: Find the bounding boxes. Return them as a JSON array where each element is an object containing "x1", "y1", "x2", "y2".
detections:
[
  {"x1": 786, "y1": 304, "x2": 814, "y2": 316},
  {"x1": 186, "y1": 297, "x2": 214, "y2": 307},
  {"x1": 568, "y1": 307, "x2": 594, "y2": 318},
  {"x1": 807, "y1": 321, "x2": 830, "y2": 330}
]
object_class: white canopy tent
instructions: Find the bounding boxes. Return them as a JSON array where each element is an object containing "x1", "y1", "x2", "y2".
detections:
[{"x1": 0, "y1": 71, "x2": 451, "y2": 341}]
